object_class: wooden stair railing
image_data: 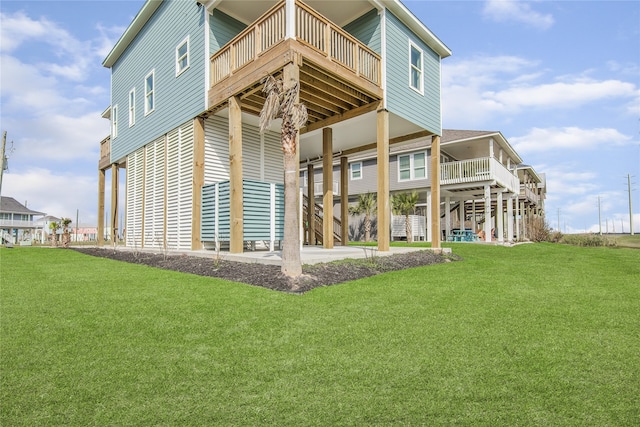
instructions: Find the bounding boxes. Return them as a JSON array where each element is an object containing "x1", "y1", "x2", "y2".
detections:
[{"x1": 302, "y1": 194, "x2": 342, "y2": 244}]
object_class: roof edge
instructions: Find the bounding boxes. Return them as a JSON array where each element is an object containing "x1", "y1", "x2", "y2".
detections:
[
  {"x1": 102, "y1": 0, "x2": 163, "y2": 68},
  {"x1": 382, "y1": 0, "x2": 452, "y2": 58}
]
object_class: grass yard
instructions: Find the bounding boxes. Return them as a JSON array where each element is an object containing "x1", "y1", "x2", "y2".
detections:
[{"x1": 1, "y1": 244, "x2": 639, "y2": 425}]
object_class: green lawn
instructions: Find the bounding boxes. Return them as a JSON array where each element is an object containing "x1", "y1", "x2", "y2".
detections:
[{"x1": 1, "y1": 244, "x2": 639, "y2": 425}]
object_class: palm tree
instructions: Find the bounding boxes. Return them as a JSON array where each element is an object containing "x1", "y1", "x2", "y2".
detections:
[
  {"x1": 259, "y1": 74, "x2": 308, "y2": 278},
  {"x1": 349, "y1": 192, "x2": 377, "y2": 242},
  {"x1": 60, "y1": 217, "x2": 72, "y2": 248},
  {"x1": 49, "y1": 221, "x2": 59, "y2": 247},
  {"x1": 391, "y1": 191, "x2": 419, "y2": 243}
]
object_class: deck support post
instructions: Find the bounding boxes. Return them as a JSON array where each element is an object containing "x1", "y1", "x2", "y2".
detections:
[
  {"x1": 340, "y1": 156, "x2": 349, "y2": 246},
  {"x1": 484, "y1": 185, "x2": 491, "y2": 242},
  {"x1": 307, "y1": 163, "x2": 315, "y2": 245},
  {"x1": 429, "y1": 135, "x2": 441, "y2": 248},
  {"x1": 322, "y1": 127, "x2": 334, "y2": 249},
  {"x1": 426, "y1": 189, "x2": 432, "y2": 242},
  {"x1": 192, "y1": 117, "x2": 205, "y2": 250},
  {"x1": 229, "y1": 96, "x2": 243, "y2": 254},
  {"x1": 98, "y1": 168, "x2": 105, "y2": 246},
  {"x1": 445, "y1": 196, "x2": 451, "y2": 238},
  {"x1": 110, "y1": 164, "x2": 119, "y2": 244},
  {"x1": 376, "y1": 108, "x2": 390, "y2": 251}
]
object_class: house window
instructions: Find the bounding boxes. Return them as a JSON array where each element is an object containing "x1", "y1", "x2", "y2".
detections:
[
  {"x1": 144, "y1": 70, "x2": 155, "y2": 115},
  {"x1": 409, "y1": 41, "x2": 423, "y2": 94},
  {"x1": 128, "y1": 88, "x2": 135, "y2": 127},
  {"x1": 112, "y1": 104, "x2": 118, "y2": 138},
  {"x1": 176, "y1": 36, "x2": 190, "y2": 76},
  {"x1": 350, "y1": 162, "x2": 362, "y2": 180},
  {"x1": 398, "y1": 152, "x2": 427, "y2": 181}
]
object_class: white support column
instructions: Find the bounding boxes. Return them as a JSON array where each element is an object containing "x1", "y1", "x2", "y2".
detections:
[
  {"x1": 426, "y1": 189, "x2": 432, "y2": 243},
  {"x1": 521, "y1": 201, "x2": 526, "y2": 239},
  {"x1": 497, "y1": 191, "x2": 504, "y2": 243},
  {"x1": 484, "y1": 185, "x2": 491, "y2": 242},
  {"x1": 507, "y1": 195, "x2": 514, "y2": 242},
  {"x1": 472, "y1": 200, "x2": 477, "y2": 232},
  {"x1": 515, "y1": 197, "x2": 520, "y2": 241},
  {"x1": 445, "y1": 196, "x2": 451, "y2": 238},
  {"x1": 459, "y1": 200, "x2": 465, "y2": 230}
]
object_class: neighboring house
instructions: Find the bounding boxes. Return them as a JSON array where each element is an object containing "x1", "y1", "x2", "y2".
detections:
[
  {"x1": 0, "y1": 197, "x2": 45, "y2": 244},
  {"x1": 98, "y1": 0, "x2": 451, "y2": 252},
  {"x1": 34, "y1": 215, "x2": 61, "y2": 243},
  {"x1": 304, "y1": 129, "x2": 546, "y2": 243}
]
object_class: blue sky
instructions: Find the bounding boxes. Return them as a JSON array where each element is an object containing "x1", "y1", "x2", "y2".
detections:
[{"x1": 1, "y1": 0, "x2": 639, "y2": 233}]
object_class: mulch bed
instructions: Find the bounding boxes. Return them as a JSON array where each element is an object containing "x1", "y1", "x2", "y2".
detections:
[{"x1": 71, "y1": 247, "x2": 459, "y2": 293}]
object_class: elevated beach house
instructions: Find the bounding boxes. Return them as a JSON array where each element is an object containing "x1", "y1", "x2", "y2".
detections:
[
  {"x1": 98, "y1": 0, "x2": 451, "y2": 252},
  {"x1": 303, "y1": 129, "x2": 547, "y2": 244}
]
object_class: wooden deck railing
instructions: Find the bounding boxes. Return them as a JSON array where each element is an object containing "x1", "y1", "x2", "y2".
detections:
[
  {"x1": 210, "y1": 0, "x2": 381, "y2": 87},
  {"x1": 441, "y1": 157, "x2": 519, "y2": 193}
]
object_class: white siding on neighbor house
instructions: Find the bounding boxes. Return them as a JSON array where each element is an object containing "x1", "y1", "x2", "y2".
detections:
[
  {"x1": 166, "y1": 121, "x2": 194, "y2": 250},
  {"x1": 204, "y1": 115, "x2": 283, "y2": 185},
  {"x1": 143, "y1": 136, "x2": 166, "y2": 248}
]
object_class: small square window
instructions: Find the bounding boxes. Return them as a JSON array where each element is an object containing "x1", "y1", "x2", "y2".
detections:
[
  {"x1": 398, "y1": 152, "x2": 428, "y2": 181},
  {"x1": 350, "y1": 162, "x2": 362, "y2": 180},
  {"x1": 176, "y1": 36, "x2": 189, "y2": 76}
]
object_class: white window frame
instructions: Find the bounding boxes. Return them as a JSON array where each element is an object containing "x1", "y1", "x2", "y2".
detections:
[
  {"x1": 112, "y1": 104, "x2": 118, "y2": 138},
  {"x1": 175, "y1": 36, "x2": 190, "y2": 76},
  {"x1": 144, "y1": 70, "x2": 155, "y2": 116},
  {"x1": 409, "y1": 41, "x2": 424, "y2": 95},
  {"x1": 350, "y1": 162, "x2": 363, "y2": 180},
  {"x1": 128, "y1": 88, "x2": 136, "y2": 127},
  {"x1": 398, "y1": 152, "x2": 427, "y2": 181}
]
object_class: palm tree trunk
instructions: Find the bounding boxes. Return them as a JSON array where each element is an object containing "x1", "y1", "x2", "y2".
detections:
[
  {"x1": 405, "y1": 214, "x2": 413, "y2": 244},
  {"x1": 281, "y1": 127, "x2": 302, "y2": 277},
  {"x1": 364, "y1": 213, "x2": 371, "y2": 242}
]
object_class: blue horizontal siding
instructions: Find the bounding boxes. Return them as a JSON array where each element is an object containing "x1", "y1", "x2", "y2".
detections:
[
  {"x1": 110, "y1": 0, "x2": 206, "y2": 162},
  {"x1": 201, "y1": 180, "x2": 284, "y2": 242},
  {"x1": 343, "y1": 8, "x2": 381, "y2": 54}
]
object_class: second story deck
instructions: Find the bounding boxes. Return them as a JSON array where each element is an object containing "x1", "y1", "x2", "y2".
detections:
[{"x1": 208, "y1": 0, "x2": 383, "y2": 128}]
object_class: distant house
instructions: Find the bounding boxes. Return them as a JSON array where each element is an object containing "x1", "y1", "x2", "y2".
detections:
[
  {"x1": 0, "y1": 197, "x2": 45, "y2": 244},
  {"x1": 35, "y1": 215, "x2": 61, "y2": 243},
  {"x1": 303, "y1": 129, "x2": 546, "y2": 243}
]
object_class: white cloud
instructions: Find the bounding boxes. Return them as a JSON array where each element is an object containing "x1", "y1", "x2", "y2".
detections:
[
  {"x1": 487, "y1": 79, "x2": 636, "y2": 110},
  {"x1": 2, "y1": 168, "x2": 99, "y2": 224},
  {"x1": 442, "y1": 55, "x2": 639, "y2": 127},
  {"x1": 483, "y1": 0, "x2": 554, "y2": 30},
  {"x1": 511, "y1": 127, "x2": 632, "y2": 154}
]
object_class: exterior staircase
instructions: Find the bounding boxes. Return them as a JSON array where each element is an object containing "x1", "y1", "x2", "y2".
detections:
[{"x1": 302, "y1": 195, "x2": 342, "y2": 245}]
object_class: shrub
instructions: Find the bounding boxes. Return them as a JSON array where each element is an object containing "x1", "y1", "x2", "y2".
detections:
[
  {"x1": 560, "y1": 234, "x2": 617, "y2": 247},
  {"x1": 527, "y1": 216, "x2": 552, "y2": 242}
]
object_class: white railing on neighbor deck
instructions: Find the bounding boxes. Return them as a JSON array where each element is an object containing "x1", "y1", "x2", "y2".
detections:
[
  {"x1": 441, "y1": 157, "x2": 519, "y2": 193},
  {"x1": 210, "y1": 0, "x2": 381, "y2": 87},
  {"x1": 0, "y1": 219, "x2": 38, "y2": 228},
  {"x1": 520, "y1": 185, "x2": 540, "y2": 204}
]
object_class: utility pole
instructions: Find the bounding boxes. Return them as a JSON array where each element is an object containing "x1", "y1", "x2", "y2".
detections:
[
  {"x1": 76, "y1": 208, "x2": 79, "y2": 242},
  {"x1": 0, "y1": 131, "x2": 7, "y2": 196},
  {"x1": 627, "y1": 174, "x2": 635, "y2": 235},
  {"x1": 557, "y1": 208, "x2": 561, "y2": 232},
  {"x1": 597, "y1": 195, "x2": 602, "y2": 235}
]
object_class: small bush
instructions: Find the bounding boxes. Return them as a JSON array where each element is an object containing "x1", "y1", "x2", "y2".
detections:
[
  {"x1": 549, "y1": 231, "x2": 563, "y2": 243},
  {"x1": 560, "y1": 234, "x2": 617, "y2": 247},
  {"x1": 526, "y1": 216, "x2": 552, "y2": 242}
]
